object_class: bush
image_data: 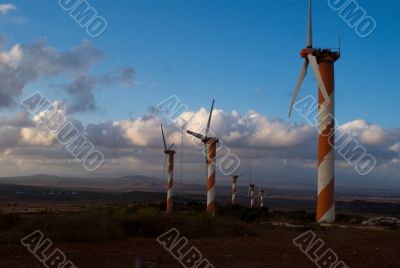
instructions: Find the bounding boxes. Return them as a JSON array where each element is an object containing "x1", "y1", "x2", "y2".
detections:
[
  {"x1": 217, "y1": 205, "x2": 269, "y2": 223},
  {"x1": 335, "y1": 213, "x2": 366, "y2": 224},
  {"x1": 268, "y1": 210, "x2": 315, "y2": 224}
]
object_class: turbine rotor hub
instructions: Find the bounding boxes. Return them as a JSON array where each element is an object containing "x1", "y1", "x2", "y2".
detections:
[{"x1": 300, "y1": 47, "x2": 314, "y2": 58}]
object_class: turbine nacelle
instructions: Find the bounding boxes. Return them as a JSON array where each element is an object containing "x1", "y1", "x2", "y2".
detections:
[
  {"x1": 300, "y1": 48, "x2": 340, "y2": 60},
  {"x1": 232, "y1": 174, "x2": 242, "y2": 180},
  {"x1": 203, "y1": 137, "x2": 219, "y2": 144},
  {"x1": 300, "y1": 48, "x2": 314, "y2": 58},
  {"x1": 186, "y1": 99, "x2": 218, "y2": 144},
  {"x1": 161, "y1": 124, "x2": 176, "y2": 155},
  {"x1": 164, "y1": 149, "x2": 176, "y2": 155}
]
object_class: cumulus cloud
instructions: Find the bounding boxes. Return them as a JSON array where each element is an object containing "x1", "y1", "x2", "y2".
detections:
[
  {"x1": 339, "y1": 119, "x2": 386, "y2": 145},
  {"x1": 78, "y1": 108, "x2": 399, "y2": 167},
  {"x1": 175, "y1": 108, "x2": 314, "y2": 149},
  {"x1": 64, "y1": 75, "x2": 97, "y2": 113},
  {"x1": 0, "y1": 44, "x2": 22, "y2": 68},
  {"x1": 0, "y1": 34, "x2": 135, "y2": 112},
  {"x1": 0, "y1": 103, "x2": 398, "y2": 184},
  {"x1": 0, "y1": 38, "x2": 103, "y2": 108},
  {"x1": 63, "y1": 67, "x2": 135, "y2": 114},
  {"x1": 20, "y1": 127, "x2": 55, "y2": 146},
  {"x1": 118, "y1": 115, "x2": 163, "y2": 147},
  {"x1": 86, "y1": 121, "x2": 129, "y2": 148}
]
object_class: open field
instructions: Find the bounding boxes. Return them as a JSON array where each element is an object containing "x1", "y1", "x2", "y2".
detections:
[
  {"x1": 0, "y1": 201, "x2": 399, "y2": 268},
  {"x1": 0, "y1": 178, "x2": 399, "y2": 267}
]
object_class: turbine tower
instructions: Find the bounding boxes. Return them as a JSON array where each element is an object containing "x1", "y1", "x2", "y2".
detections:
[
  {"x1": 259, "y1": 189, "x2": 265, "y2": 208},
  {"x1": 187, "y1": 99, "x2": 218, "y2": 216},
  {"x1": 161, "y1": 124, "x2": 176, "y2": 214},
  {"x1": 231, "y1": 175, "x2": 241, "y2": 206},
  {"x1": 248, "y1": 184, "x2": 255, "y2": 208},
  {"x1": 289, "y1": 0, "x2": 340, "y2": 223},
  {"x1": 247, "y1": 168, "x2": 255, "y2": 208}
]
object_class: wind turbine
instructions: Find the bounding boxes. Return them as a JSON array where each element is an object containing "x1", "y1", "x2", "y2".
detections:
[
  {"x1": 247, "y1": 168, "x2": 255, "y2": 208},
  {"x1": 231, "y1": 175, "x2": 241, "y2": 206},
  {"x1": 289, "y1": 0, "x2": 340, "y2": 223},
  {"x1": 161, "y1": 124, "x2": 176, "y2": 214},
  {"x1": 248, "y1": 184, "x2": 255, "y2": 208},
  {"x1": 258, "y1": 189, "x2": 265, "y2": 208},
  {"x1": 187, "y1": 99, "x2": 218, "y2": 216}
]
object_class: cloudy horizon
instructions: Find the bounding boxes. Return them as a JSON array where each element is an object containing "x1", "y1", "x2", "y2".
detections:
[{"x1": 0, "y1": 1, "x2": 398, "y2": 189}]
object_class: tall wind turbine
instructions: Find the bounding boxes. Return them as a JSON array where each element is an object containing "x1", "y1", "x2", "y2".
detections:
[
  {"x1": 161, "y1": 124, "x2": 176, "y2": 214},
  {"x1": 289, "y1": 0, "x2": 340, "y2": 223},
  {"x1": 187, "y1": 99, "x2": 218, "y2": 216}
]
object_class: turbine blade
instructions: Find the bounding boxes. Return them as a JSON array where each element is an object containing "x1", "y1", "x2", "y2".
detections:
[
  {"x1": 289, "y1": 59, "x2": 309, "y2": 117},
  {"x1": 161, "y1": 124, "x2": 167, "y2": 151},
  {"x1": 187, "y1": 130, "x2": 205, "y2": 141},
  {"x1": 307, "y1": 0, "x2": 312, "y2": 48},
  {"x1": 169, "y1": 143, "x2": 175, "y2": 150},
  {"x1": 307, "y1": 54, "x2": 330, "y2": 105},
  {"x1": 205, "y1": 99, "x2": 215, "y2": 136}
]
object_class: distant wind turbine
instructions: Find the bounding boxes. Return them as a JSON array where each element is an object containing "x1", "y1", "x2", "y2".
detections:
[
  {"x1": 187, "y1": 99, "x2": 218, "y2": 216},
  {"x1": 231, "y1": 175, "x2": 241, "y2": 206},
  {"x1": 258, "y1": 189, "x2": 265, "y2": 208},
  {"x1": 161, "y1": 124, "x2": 176, "y2": 214}
]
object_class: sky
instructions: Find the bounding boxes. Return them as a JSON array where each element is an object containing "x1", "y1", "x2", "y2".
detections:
[{"x1": 0, "y1": 0, "x2": 398, "y2": 189}]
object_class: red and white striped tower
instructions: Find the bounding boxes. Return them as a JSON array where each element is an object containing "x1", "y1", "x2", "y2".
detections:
[
  {"x1": 259, "y1": 189, "x2": 265, "y2": 208},
  {"x1": 316, "y1": 51, "x2": 338, "y2": 223},
  {"x1": 289, "y1": 0, "x2": 340, "y2": 223},
  {"x1": 166, "y1": 150, "x2": 175, "y2": 214},
  {"x1": 232, "y1": 175, "x2": 239, "y2": 206},
  {"x1": 187, "y1": 99, "x2": 219, "y2": 216},
  {"x1": 249, "y1": 184, "x2": 255, "y2": 208},
  {"x1": 161, "y1": 124, "x2": 176, "y2": 214},
  {"x1": 206, "y1": 138, "x2": 218, "y2": 215}
]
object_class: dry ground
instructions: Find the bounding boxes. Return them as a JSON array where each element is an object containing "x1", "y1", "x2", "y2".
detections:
[{"x1": 1, "y1": 226, "x2": 399, "y2": 268}]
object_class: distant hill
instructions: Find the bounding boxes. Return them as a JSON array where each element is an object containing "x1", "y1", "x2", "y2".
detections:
[
  {"x1": 0, "y1": 174, "x2": 165, "y2": 192},
  {"x1": 0, "y1": 174, "x2": 399, "y2": 202}
]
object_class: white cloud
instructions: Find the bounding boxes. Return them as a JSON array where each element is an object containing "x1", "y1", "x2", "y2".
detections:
[
  {"x1": 0, "y1": 105, "x2": 398, "y2": 185},
  {"x1": 20, "y1": 127, "x2": 55, "y2": 146},
  {"x1": 339, "y1": 119, "x2": 386, "y2": 145},
  {"x1": 0, "y1": 37, "x2": 103, "y2": 107},
  {"x1": 0, "y1": 44, "x2": 22, "y2": 68},
  {"x1": 390, "y1": 143, "x2": 399, "y2": 153},
  {"x1": 177, "y1": 108, "x2": 314, "y2": 148},
  {"x1": 118, "y1": 116, "x2": 162, "y2": 147},
  {"x1": 0, "y1": 3, "x2": 16, "y2": 15},
  {"x1": 3, "y1": 148, "x2": 12, "y2": 156}
]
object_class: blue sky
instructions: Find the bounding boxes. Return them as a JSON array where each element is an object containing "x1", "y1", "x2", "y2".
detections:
[
  {"x1": 3, "y1": 0, "x2": 399, "y2": 127},
  {"x1": 0, "y1": 0, "x2": 398, "y2": 186}
]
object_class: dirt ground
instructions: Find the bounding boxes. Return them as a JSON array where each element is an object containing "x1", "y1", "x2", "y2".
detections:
[{"x1": 1, "y1": 226, "x2": 399, "y2": 268}]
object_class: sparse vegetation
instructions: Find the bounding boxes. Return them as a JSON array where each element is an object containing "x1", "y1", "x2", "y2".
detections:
[
  {"x1": 0, "y1": 203, "x2": 256, "y2": 243},
  {"x1": 0, "y1": 202, "x2": 377, "y2": 245}
]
